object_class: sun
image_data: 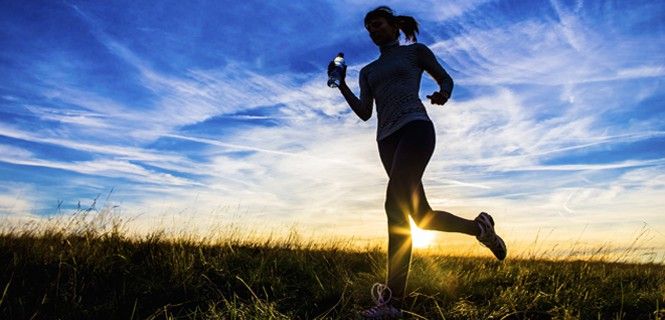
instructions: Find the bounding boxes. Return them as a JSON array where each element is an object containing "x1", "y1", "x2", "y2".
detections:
[{"x1": 410, "y1": 219, "x2": 436, "y2": 248}]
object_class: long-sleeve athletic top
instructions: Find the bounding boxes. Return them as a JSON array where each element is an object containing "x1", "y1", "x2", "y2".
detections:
[{"x1": 358, "y1": 40, "x2": 454, "y2": 141}]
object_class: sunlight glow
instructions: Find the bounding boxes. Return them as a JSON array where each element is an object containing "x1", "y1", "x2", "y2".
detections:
[{"x1": 410, "y1": 219, "x2": 436, "y2": 248}]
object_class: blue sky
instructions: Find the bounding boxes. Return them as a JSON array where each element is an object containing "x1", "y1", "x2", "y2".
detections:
[{"x1": 1, "y1": 0, "x2": 664, "y2": 261}]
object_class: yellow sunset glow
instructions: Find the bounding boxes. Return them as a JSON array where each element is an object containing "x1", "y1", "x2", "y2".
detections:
[{"x1": 410, "y1": 219, "x2": 436, "y2": 248}]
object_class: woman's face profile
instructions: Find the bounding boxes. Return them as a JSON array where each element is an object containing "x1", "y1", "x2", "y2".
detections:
[{"x1": 366, "y1": 17, "x2": 397, "y2": 46}]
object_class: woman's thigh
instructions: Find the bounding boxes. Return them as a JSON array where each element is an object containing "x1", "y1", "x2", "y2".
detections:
[{"x1": 386, "y1": 120, "x2": 435, "y2": 181}]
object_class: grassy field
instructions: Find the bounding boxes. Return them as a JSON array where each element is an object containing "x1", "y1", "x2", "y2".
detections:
[{"x1": 1, "y1": 213, "x2": 664, "y2": 320}]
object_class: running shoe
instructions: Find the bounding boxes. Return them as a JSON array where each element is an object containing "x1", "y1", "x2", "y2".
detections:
[
  {"x1": 475, "y1": 212, "x2": 507, "y2": 260},
  {"x1": 360, "y1": 283, "x2": 403, "y2": 319}
]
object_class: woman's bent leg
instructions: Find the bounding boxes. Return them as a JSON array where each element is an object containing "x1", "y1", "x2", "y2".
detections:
[{"x1": 412, "y1": 183, "x2": 480, "y2": 236}]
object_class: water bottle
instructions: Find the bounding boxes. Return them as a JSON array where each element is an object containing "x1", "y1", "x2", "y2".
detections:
[{"x1": 327, "y1": 52, "x2": 345, "y2": 88}]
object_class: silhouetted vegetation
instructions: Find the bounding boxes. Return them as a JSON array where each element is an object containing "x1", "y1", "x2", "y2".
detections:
[{"x1": 1, "y1": 211, "x2": 664, "y2": 319}]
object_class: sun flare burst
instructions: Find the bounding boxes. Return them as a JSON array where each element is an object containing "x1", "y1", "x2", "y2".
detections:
[{"x1": 410, "y1": 219, "x2": 435, "y2": 248}]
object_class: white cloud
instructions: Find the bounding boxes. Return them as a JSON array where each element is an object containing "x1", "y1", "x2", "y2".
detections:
[
  {"x1": 0, "y1": 153, "x2": 197, "y2": 187},
  {"x1": 24, "y1": 105, "x2": 111, "y2": 129},
  {"x1": 0, "y1": 187, "x2": 34, "y2": 216},
  {"x1": 0, "y1": 144, "x2": 33, "y2": 160}
]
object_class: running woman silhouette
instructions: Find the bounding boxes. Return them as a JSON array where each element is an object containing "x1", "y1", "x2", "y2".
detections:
[{"x1": 330, "y1": 6, "x2": 507, "y2": 319}]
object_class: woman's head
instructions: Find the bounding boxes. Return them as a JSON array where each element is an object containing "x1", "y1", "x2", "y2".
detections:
[{"x1": 364, "y1": 6, "x2": 419, "y2": 46}]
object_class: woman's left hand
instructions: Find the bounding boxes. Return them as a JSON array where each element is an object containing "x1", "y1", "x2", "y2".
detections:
[{"x1": 426, "y1": 91, "x2": 450, "y2": 105}]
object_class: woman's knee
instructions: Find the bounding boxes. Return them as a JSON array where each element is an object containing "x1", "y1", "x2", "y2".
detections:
[
  {"x1": 385, "y1": 198, "x2": 410, "y2": 228},
  {"x1": 386, "y1": 177, "x2": 419, "y2": 203},
  {"x1": 411, "y1": 211, "x2": 431, "y2": 229}
]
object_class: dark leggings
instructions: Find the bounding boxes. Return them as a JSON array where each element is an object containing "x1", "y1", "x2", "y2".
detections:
[{"x1": 378, "y1": 120, "x2": 480, "y2": 302}]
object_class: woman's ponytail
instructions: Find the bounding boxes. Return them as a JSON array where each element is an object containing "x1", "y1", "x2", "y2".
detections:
[{"x1": 396, "y1": 15, "x2": 419, "y2": 42}]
